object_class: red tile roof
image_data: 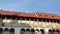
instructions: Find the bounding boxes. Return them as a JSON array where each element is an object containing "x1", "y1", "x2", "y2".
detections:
[{"x1": 0, "y1": 10, "x2": 60, "y2": 20}]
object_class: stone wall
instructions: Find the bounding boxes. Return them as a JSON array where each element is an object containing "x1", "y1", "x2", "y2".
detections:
[{"x1": 0, "y1": 19, "x2": 60, "y2": 28}]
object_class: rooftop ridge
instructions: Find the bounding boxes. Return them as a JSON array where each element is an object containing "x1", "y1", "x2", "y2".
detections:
[
  {"x1": 34, "y1": 12, "x2": 58, "y2": 16},
  {"x1": 0, "y1": 10, "x2": 60, "y2": 20},
  {"x1": 0, "y1": 10, "x2": 58, "y2": 15}
]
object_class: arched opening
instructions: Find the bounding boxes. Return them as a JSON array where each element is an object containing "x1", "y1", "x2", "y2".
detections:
[
  {"x1": 26, "y1": 29, "x2": 30, "y2": 32},
  {"x1": 20, "y1": 28, "x2": 25, "y2": 34},
  {"x1": 52, "y1": 29, "x2": 55, "y2": 34},
  {"x1": 0, "y1": 28, "x2": 3, "y2": 34},
  {"x1": 31, "y1": 29, "x2": 35, "y2": 32},
  {"x1": 36, "y1": 29, "x2": 39, "y2": 32},
  {"x1": 40, "y1": 29, "x2": 44, "y2": 34},
  {"x1": 49, "y1": 29, "x2": 56, "y2": 34},
  {"x1": 49, "y1": 29, "x2": 53, "y2": 34},
  {"x1": 31, "y1": 29, "x2": 35, "y2": 34},
  {"x1": 35, "y1": 29, "x2": 39, "y2": 34},
  {"x1": 54, "y1": 30, "x2": 60, "y2": 34},
  {"x1": 4, "y1": 28, "x2": 9, "y2": 31},
  {"x1": 21, "y1": 28, "x2": 25, "y2": 32},
  {"x1": 4, "y1": 28, "x2": 9, "y2": 34},
  {"x1": 56, "y1": 30, "x2": 59, "y2": 32},
  {"x1": 25, "y1": 29, "x2": 30, "y2": 34},
  {"x1": 56, "y1": 30, "x2": 60, "y2": 34},
  {"x1": 10, "y1": 28, "x2": 15, "y2": 34}
]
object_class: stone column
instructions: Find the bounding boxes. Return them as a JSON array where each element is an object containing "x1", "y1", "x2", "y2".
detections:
[
  {"x1": 44, "y1": 28, "x2": 49, "y2": 34},
  {"x1": 15, "y1": 28, "x2": 20, "y2": 34}
]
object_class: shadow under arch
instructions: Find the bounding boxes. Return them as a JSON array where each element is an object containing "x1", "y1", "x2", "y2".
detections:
[
  {"x1": 4, "y1": 28, "x2": 9, "y2": 31},
  {"x1": 21, "y1": 28, "x2": 25, "y2": 32},
  {"x1": 40, "y1": 29, "x2": 44, "y2": 34},
  {"x1": 49, "y1": 29, "x2": 57, "y2": 34},
  {"x1": 20, "y1": 28, "x2": 25, "y2": 34},
  {"x1": 31, "y1": 29, "x2": 35, "y2": 34},
  {"x1": 57, "y1": 29, "x2": 60, "y2": 34},
  {"x1": 26, "y1": 29, "x2": 30, "y2": 32},
  {"x1": 35, "y1": 29, "x2": 39, "y2": 34},
  {"x1": 31, "y1": 29, "x2": 35, "y2": 32},
  {"x1": 52, "y1": 29, "x2": 55, "y2": 32},
  {"x1": 56, "y1": 29, "x2": 60, "y2": 34},
  {"x1": 36, "y1": 29, "x2": 39, "y2": 32},
  {"x1": 56, "y1": 29, "x2": 59, "y2": 32},
  {"x1": 49, "y1": 29, "x2": 53, "y2": 34},
  {"x1": 0, "y1": 28, "x2": 3, "y2": 33},
  {"x1": 20, "y1": 23, "x2": 32, "y2": 34},
  {"x1": 53, "y1": 29, "x2": 60, "y2": 34},
  {"x1": 4, "y1": 28, "x2": 9, "y2": 34},
  {"x1": 10, "y1": 28, "x2": 15, "y2": 32},
  {"x1": 25, "y1": 28, "x2": 31, "y2": 34},
  {"x1": 10, "y1": 28, "x2": 15, "y2": 34}
]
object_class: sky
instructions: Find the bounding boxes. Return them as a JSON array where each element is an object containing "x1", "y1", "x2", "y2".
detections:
[{"x1": 0, "y1": 0, "x2": 60, "y2": 15}]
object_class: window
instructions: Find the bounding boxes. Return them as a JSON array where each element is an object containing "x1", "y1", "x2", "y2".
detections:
[
  {"x1": 10, "y1": 28, "x2": 15, "y2": 34},
  {"x1": 18, "y1": 20, "x2": 21, "y2": 23},
  {"x1": 3, "y1": 19, "x2": 12, "y2": 23}
]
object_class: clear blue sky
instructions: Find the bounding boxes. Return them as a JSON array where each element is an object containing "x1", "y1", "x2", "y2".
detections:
[{"x1": 0, "y1": 0, "x2": 60, "y2": 15}]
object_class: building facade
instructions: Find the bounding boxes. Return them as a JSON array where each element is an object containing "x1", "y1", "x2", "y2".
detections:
[{"x1": 0, "y1": 10, "x2": 60, "y2": 34}]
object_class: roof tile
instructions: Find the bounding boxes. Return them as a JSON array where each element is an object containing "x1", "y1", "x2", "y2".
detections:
[{"x1": 0, "y1": 10, "x2": 60, "y2": 20}]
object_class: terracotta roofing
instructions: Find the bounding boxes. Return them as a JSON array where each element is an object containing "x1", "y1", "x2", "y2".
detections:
[{"x1": 0, "y1": 10, "x2": 60, "y2": 20}]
